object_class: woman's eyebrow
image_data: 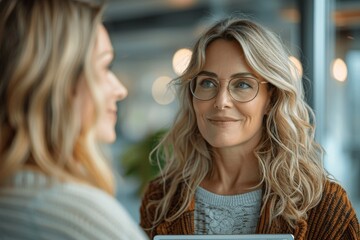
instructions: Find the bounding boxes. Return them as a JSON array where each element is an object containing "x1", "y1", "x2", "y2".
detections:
[
  {"x1": 230, "y1": 72, "x2": 257, "y2": 78},
  {"x1": 197, "y1": 71, "x2": 218, "y2": 77},
  {"x1": 197, "y1": 71, "x2": 257, "y2": 79}
]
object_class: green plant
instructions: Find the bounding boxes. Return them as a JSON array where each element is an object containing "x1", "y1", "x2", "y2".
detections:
[{"x1": 120, "y1": 129, "x2": 167, "y2": 195}]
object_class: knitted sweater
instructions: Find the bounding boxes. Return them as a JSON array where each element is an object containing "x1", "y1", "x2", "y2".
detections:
[
  {"x1": 194, "y1": 187, "x2": 262, "y2": 234},
  {"x1": 140, "y1": 179, "x2": 360, "y2": 239},
  {"x1": 0, "y1": 170, "x2": 148, "y2": 240}
]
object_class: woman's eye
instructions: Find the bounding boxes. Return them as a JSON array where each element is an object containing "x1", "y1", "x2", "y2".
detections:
[
  {"x1": 198, "y1": 79, "x2": 217, "y2": 88},
  {"x1": 232, "y1": 79, "x2": 253, "y2": 89},
  {"x1": 237, "y1": 82, "x2": 251, "y2": 89}
]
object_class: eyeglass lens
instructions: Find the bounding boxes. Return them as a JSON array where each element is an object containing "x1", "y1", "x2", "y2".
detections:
[{"x1": 190, "y1": 75, "x2": 260, "y2": 102}]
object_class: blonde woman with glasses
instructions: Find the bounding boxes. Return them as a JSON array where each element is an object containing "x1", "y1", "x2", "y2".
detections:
[
  {"x1": 0, "y1": 0, "x2": 147, "y2": 239},
  {"x1": 140, "y1": 17, "x2": 359, "y2": 239}
]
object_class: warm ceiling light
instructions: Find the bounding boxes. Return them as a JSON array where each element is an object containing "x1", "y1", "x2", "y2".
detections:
[
  {"x1": 152, "y1": 76, "x2": 175, "y2": 105},
  {"x1": 168, "y1": 0, "x2": 195, "y2": 9},
  {"x1": 289, "y1": 56, "x2": 303, "y2": 79},
  {"x1": 172, "y1": 48, "x2": 192, "y2": 76},
  {"x1": 332, "y1": 58, "x2": 347, "y2": 82}
]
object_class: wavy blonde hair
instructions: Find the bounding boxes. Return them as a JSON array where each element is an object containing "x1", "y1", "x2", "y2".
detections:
[
  {"x1": 148, "y1": 17, "x2": 327, "y2": 229},
  {"x1": 0, "y1": 0, "x2": 116, "y2": 195}
]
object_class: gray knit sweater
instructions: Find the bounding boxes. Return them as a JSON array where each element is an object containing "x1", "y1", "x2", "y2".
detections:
[
  {"x1": 194, "y1": 187, "x2": 262, "y2": 234},
  {"x1": 0, "y1": 170, "x2": 148, "y2": 240}
]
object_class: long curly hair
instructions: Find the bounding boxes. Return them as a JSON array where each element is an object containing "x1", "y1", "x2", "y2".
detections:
[
  {"x1": 0, "y1": 0, "x2": 116, "y2": 194},
  {"x1": 148, "y1": 17, "x2": 327, "y2": 229}
]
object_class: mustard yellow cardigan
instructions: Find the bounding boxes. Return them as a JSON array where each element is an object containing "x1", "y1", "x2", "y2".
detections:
[{"x1": 140, "y1": 180, "x2": 359, "y2": 239}]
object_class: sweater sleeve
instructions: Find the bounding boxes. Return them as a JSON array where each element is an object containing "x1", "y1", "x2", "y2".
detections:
[
  {"x1": 140, "y1": 180, "x2": 160, "y2": 239},
  {"x1": 340, "y1": 215, "x2": 360, "y2": 240},
  {"x1": 306, "y1": 181, "x2": 360, "y2": 240},
  {"x1": 30, "y1": 183, "x2": 149, "y2": 240}
]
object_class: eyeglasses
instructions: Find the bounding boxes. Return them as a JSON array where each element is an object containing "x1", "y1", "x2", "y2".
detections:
[{"x1": 190, "y1": 74, "x2": 268, "y2": 102}]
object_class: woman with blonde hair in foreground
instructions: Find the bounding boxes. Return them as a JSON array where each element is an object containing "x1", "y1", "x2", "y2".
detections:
[
  {"x1": 140, "y1": 17, "x2": 359, "y2": 239},
  {"x1": 0, "y1": 0, "x2": 147, "y2": 239}
]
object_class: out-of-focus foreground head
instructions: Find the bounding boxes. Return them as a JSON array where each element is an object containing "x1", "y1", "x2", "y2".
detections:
[{"x1": 0, "y1": 0, "x2": 119, "y2": 194}]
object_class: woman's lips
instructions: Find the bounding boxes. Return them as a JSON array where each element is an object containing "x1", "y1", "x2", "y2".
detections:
[
  {"x1": 207, "y1": 117, "x2": 241, "y2": 126},
  {"x1": 108, "y1": 109, "x2": 117, "y2": 121}
]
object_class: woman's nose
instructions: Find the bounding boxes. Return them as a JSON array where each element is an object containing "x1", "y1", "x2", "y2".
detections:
[
  {"x1": 111, "y1": 73, "x2": 128, "y2": 101},
  {"x1": 116, "y1": 80, "x2": 128, "y2": 101},
  {"x1": 213, "y1": 85, "x2": 233, "y2": 110}
]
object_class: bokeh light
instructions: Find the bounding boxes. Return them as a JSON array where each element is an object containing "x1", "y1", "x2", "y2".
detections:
[
  {"x1": 168, "y1": 0, "x2": 195, "y2": 9},
  {"x1": 332, "y1": 58, "x2": 347, "y2": 82},
  {"x1": 152, "y1": 76, "x2": 175, "y2": 105},
  {"x1": 289, "y1": 56, "x2": 303, "y2": 79},
  {"x1": 172, "y1": 48, "x2": 192, "y2": 76}
]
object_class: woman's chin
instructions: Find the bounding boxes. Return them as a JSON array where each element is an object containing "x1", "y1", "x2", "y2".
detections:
[{"x1": 96, "y1": 130, "x2": 116, "y2": 143}]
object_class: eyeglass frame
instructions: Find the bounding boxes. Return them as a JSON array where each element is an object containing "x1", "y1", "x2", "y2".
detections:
[{"x1": 189, "y1": 71, "x2": 268, "y2": 103}]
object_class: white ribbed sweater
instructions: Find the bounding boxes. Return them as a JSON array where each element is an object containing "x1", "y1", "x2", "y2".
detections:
[{"x1": 0, "y1": 170, "x2": 148, "y2": 240}]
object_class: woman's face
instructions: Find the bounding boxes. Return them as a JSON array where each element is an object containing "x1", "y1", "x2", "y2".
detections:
[
  {"x1": 192, "y1": 39, "x2": 271, "y2": 151},
  {"x1": 77, "y1": 24, "x2": 127, "y2": 143}
]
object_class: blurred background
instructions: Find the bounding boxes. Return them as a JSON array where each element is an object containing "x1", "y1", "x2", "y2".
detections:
[{"x1": 102, "y1": 0, "x2": 360, "y2": 222}]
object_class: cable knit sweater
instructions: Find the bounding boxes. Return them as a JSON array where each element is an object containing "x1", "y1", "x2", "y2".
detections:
[
  {"x1": 0, "y1": 170, "x2": 148, "y2": 240},
  {"x1": 140, "y1": 179, "x2": 359, "y2": 239}
]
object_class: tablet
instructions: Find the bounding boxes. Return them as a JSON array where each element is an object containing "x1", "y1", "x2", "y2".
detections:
[{"x1": 154, "y1": 234, "x2": 294, "y2": 240}]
